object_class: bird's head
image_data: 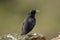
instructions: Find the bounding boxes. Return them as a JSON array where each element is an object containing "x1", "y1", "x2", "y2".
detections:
[
  {"x1": 30, "y1": 10, "x2": 36, "y2": 16},
  {"x1": 29, "y1": 10, "x2": 40, "y2": 17}
]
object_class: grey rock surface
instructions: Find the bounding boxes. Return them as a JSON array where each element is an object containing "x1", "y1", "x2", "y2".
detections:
[{"x1": 0, "y1": 33, "x2": 45, "y2": 40}]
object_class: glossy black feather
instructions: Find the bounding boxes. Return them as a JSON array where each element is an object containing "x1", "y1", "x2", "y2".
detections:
[{"x1": 21, "y1": 10, "x2": 36, "y2": 35}]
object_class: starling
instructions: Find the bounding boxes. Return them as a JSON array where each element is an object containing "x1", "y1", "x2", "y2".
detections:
[{"x1": 21, "y1": 10, "x2": 40, "y2": 35}]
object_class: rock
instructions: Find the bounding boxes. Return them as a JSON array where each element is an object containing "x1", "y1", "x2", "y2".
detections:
[
  {"x1": 31, "y1": 36, "x2": 45, "y2": 40},
  {"x1": 0, "y1": 33, "x2": 46, "y2": 40},
  {"x1": 25, "y1": 33, "x2": 46, "y2": 40},
  {"x1": 51, "y1": 32, "x2": 60, "y2": 40}
]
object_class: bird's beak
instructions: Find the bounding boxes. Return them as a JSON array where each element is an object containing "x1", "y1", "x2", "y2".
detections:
[{"x1": 36, "y1": 10, "x2": 40, "y2": 12}]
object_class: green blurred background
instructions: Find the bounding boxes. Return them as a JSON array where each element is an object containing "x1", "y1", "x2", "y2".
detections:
[{"x1": 0, "y1": 0, "x2": 60, "y2": 40}]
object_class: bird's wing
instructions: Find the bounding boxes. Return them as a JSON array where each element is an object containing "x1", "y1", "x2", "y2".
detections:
[
  {"x1": 27, "y1": 18, "x2": 36, "y2": 30},
  {"x1": 22, "y1": 17, "x2": 36, "y2": 34}
]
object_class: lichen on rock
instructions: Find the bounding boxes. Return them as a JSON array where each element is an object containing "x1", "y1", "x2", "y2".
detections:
[{"x1": 0, "y1": 33, "x2": 46, "y2": 40}]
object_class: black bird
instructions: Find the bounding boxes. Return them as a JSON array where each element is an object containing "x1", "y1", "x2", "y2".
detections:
[{"x1": 21, "y1": 10, "x2": 40, "y2": 35}]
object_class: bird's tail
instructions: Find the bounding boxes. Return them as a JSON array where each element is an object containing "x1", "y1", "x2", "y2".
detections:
[
  {"x1": 20, "y1": 33, "x2": 27, "y2": 40},
  {"x1": 21, "y1": 33, "x2": 24, "y2": 36},
  {"x1": 20, "y1": 33, "x2": 26, "y2": 36}
]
